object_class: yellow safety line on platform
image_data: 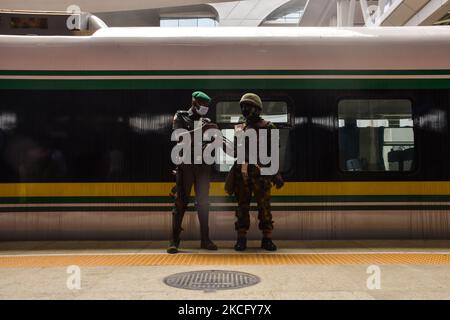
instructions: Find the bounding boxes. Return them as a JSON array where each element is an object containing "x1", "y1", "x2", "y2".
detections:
[
  {"x1": 2, "y1": 253, "x2": 450, "y2": 268},
  {"x1": 1, "y1": 181, "x2": 450, "y2": 197}
]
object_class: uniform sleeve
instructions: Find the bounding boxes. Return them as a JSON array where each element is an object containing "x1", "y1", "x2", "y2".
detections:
[
  {"x1": 172, "y1": 112, "x2": 183, "y2": 130},
  {"x1": 210, "y1": 123, "x2": 219, "y2": 130},
  {"x1": 267, "y1": 122, "x2": 277, "y2": 130},
  {"x1": 202, "y1": 121, "x2": 220, "y2": 152},
  {"x1": 202, "y1": 119, "x2": 219, "y2": 130}
]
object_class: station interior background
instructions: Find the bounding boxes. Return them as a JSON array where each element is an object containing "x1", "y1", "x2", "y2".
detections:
[{"x1": 0, "y1": 0, "x2": 449, "y2": 29}]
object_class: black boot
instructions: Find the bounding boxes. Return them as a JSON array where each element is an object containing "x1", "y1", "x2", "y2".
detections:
[
  {"x1": 201, "y1": 238, "x2": 218, "y2": 250},
  {"x1": 234, "y1": 229, "x2": 247, "y2": 251},
  {"x1": 168, "y1": 208, "x2": 184, "y2": 254},
  {"x1": 199, "y1": 216, "x2": 218, "y2": 250},
  {"x1": 261, "y1": 238, "x2": 277, "y2": 251},
  {"x1": 234, "y1": 237, "x2": 247, "y2": 251},
  {"x1": 167, "y1": 237, "x2": 180, "y2": 254},
  {"x1": 200, "y1": 230, "x2": 218, "y2": 250}
]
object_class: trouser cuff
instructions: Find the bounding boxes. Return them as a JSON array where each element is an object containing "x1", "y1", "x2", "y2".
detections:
[
  {"x1": 237, "y1": 229, "x2": 247, "y2": 238},
  {"x1": 262, "y1": 230, "x2": 273, "y2": 238}
]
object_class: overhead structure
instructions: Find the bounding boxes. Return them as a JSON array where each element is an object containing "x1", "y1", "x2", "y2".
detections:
[
  {"x1": 209, "y1": 0, "x2": 294, "y2": 26},
  {"x1": 0, "y1": 0, "x2": 235, "y2": 12},
  {"x1": 0, "y1": 0, "x2": 307, "y2": 27},
  {"x1": 299, "y1": 0, "x2": 370, "y2": 26},
  {"x1": 298, "y1": 0, "x2": 450, "y2": 26},
  {"x1": 405, "y1": 0, "x2": 450, "y2": 26},
  {"x1": 433, "y1": 10, "x2": 450, "y2": 25},
  {"x1": 1, "y1": 0, "x2": 449, "y2": 27}
]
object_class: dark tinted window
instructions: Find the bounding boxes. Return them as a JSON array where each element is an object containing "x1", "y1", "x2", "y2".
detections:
[{"x1": 338, "y1": 99, "x2": 415, "y2": 172}]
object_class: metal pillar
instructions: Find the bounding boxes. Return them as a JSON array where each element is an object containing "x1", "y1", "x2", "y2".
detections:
[{"x1": 337, "y1": 0, "x2": 356, "y2": 26}]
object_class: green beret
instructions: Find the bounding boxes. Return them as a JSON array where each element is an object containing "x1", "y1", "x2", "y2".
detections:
[{"x1": 192, "y1": 91, "x2": 211, "y2": 103}]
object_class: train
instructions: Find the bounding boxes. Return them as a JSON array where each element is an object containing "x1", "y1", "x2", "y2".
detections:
[{"x1": 0, "y1": 26, "x2": 450, "y2": 240}]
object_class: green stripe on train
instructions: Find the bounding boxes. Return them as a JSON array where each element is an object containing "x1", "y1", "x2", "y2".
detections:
[
  {"x1": 1, "y1": 79, "x2": 450, "y2": 90},
  {"x1": 1, "y1": 195, "x2": 450, "y2": 204},
  {"x1": 1, "y1": 70, "x2": 450, "y2": 76}
]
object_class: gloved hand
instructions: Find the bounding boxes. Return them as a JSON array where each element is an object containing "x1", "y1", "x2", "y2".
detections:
[{"x1": 272, "y1": 174, "x2": 284, "y2": 189}]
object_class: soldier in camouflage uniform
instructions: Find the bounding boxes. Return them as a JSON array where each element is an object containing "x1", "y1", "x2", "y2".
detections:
[{"x1": 227, "y1": 93, "x2": 284, "y2": 251}]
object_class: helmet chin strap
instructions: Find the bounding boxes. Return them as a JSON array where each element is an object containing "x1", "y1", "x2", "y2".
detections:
[{"x1": 245, "y1": 114, "x2": 260, "y2": 123}]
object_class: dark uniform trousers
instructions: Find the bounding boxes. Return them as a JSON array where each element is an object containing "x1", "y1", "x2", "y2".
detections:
[
  {"x1": 172, "y1": 163, "x2": 211, "y2": 240},
  {"x1": 234, "y1": 165, "x2": 274, "y2": 232}
]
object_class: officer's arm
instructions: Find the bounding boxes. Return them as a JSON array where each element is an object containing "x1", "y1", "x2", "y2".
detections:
[
  {"x1": 201, "y1": 121, "x2": 219, "y2": 150},
  {"x1": 220, "y1": 127, "x2": 237, "y2": 158},
  {"x1": 203, "y1": 121, "x2": 236, "y2": 157},
  {"x1": 221, "y1": 133, "x2": 236, "y2": 158},
  {"x1": 225, "y1": 140, "x2": 236, "y2": 158}
]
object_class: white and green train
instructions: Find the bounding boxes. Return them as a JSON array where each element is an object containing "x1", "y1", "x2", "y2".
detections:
[{"x1": 0, "y1": 26, "x2": 450, "y2": 240}]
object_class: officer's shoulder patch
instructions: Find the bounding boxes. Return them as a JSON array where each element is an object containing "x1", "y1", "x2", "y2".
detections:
[
  {"x1": 174, "y1": 110, "x2": 188, "y2": 120},
  {"x1": 175, "y1": 110, "x2": 189, "y2": 116}
]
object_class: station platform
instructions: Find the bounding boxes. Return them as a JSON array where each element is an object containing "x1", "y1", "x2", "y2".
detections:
[{"x1": 1, "y1": 240, "x2": 450, "y2": 300}]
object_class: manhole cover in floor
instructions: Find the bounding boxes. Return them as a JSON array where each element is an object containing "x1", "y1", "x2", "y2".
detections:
[{"x1": 163, "y1": 270, "x2": 260, "y2": 291}]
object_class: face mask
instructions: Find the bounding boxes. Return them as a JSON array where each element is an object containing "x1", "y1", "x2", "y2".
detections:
[{"x1": 196, "y1": 105, "x2": 209, "y2": 116}]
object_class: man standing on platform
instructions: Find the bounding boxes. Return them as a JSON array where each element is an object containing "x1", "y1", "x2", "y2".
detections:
[
  {"x1": 226, "y1": 93, "x2": 284, "y2": 252},
  {"x1": 167, "y1": 91, "x2": 218, "y2": 254}
]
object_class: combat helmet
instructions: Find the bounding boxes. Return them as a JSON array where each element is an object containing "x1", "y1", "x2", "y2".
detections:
[{"x1": 240, "y1": 93, "x2": 263, "y2": 111}]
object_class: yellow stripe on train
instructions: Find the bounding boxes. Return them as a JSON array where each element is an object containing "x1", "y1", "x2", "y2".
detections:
[{"x1": 0, "y1": 182, "x2": 449, "y2": 197}]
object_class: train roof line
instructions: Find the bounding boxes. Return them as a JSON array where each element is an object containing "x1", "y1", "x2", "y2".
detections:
[{"x1": 91, "y1": 26, "x2": 450, "y2": 39}]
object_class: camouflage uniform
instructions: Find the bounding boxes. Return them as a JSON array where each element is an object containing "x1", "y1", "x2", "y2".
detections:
[
  {"x1": 232, "y1": 120, "x2": 277, "y2": 233},
  {"x1": 227, "y1": 93, "x2": 284, "y2": 251},
  {"x1": 234, "y1": 164, "x2": 274, "y2": 232}
]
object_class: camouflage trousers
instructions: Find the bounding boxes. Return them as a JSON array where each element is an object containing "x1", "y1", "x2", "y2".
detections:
[{"x1": 234, "y1": 168, "x2": 274, "y2": 232}]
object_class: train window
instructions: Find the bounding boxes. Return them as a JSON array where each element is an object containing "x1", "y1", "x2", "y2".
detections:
[
  {"x1": 338, "y1": 99, "x2": 415, "y2": 172},
  {"x1": 215, "y1": 100, "x2": 291, "y2": 173},
  {"x1": 10, "y1": 17, "x2": 48, "y2": 29}
]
